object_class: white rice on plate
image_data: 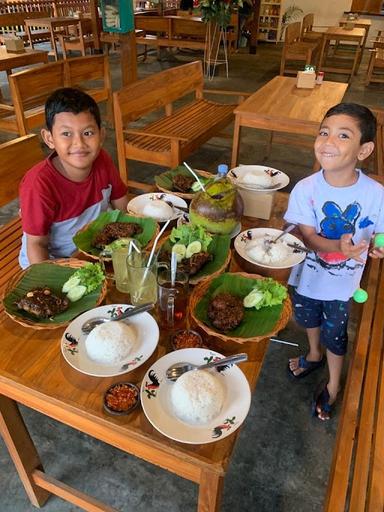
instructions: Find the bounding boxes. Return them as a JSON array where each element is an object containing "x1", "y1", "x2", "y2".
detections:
[
  {"x1": 246, "y1": 237, "x2": 289, "y2": 264},
  {"x1": 85, "y1": 322, "x2": 137, "y2": 365},
  {"x1": 142, "y1": 199, "x2": 173, "y2": 220},
  {"x1": 240, "y1": 172, "x2": 273, "y2": 188},
  {"x1": 171, "y1": 369, "x2": 225, "y2": 424}
]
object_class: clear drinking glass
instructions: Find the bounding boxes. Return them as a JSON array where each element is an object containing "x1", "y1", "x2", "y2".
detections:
[
  {"x1": 126, "y1": 252, "x2": 158, "y2": 305},
  {"x1": 157, "y1": 268, "x2": 189, "y2": 330}
]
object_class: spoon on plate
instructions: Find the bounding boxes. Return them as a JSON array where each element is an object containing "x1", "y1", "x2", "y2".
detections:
[
  {"x1": 81, "y1": 303, "x2": 154, "y2": 335},
  {"x1": 166, "y1": 353, "x2": 248, "y2": 382},
  {"x1": 263, "y1": 224, "x2": 296, "y2": 253}
]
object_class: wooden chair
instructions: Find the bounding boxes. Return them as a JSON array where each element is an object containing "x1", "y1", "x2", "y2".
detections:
[
  {"x1": 301, "y1": 13, "x2": 323, "y2": 44},
  {"x1": 0, "y1": 134, "x2": 45, "y2": 311},
  {"x1": 57, "y1": 18, "x2": 96, "y2": 59},
  {"x1": 366, "y1": 31, "x2": 384, "y2": 85},
  {"x1": 113, "y1": 60, "x2": 246, "y2": 190},
  {"x1": 280, "y1": 21, "x2": 320, "y2": 75},
  {"x1": 0, "y1": 54, "x2": 111, "y2": 136}
]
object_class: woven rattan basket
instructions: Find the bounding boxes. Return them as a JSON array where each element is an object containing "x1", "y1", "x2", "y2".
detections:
[
  {"x1": 189, "y1": 272, "x2": 292, "y2": 344},
  {"x1": 156, "y1": 170, "x2": 214, "y2": 200},
  {"x1": 76, "y1": 221, "x2": 160, "y2": 261},
  {"x1": 3, "y1": 258, "x2": 107, "y2": 329}
]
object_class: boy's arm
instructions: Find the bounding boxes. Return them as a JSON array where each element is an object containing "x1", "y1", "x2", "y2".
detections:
[
  {"x1": 111, "y1": 195, "x2": 128, "y2": 212},
  {"x1": 299, "y1": 224, "x2": 369, "y2": 263},
  {"x1": 26, "y1": 234, "x2": 49, "y2": 264}
]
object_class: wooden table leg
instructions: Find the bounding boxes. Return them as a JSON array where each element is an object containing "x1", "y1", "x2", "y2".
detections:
[
  {"x1": 231, "y1": 115, "x2": 241, "y2": 168},
  {"x1": 0, "y1": 395, "x2": 50, "y2": 507},
  {"x1": 119, "y1": 31, "x2": 138, "y2": 86},
  {"x1": 318, "y1": 35, "x2": 327, "y2": 71},
  {"x1": 50, "y1": 28, "x2": 59, "y2": 61},
  {"x1": 198, "y1": 469, "x2": 224, "y2": 512}
]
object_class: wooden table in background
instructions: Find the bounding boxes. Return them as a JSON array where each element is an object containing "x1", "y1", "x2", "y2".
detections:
[
  {"x1": 25, "y1": 16, "x2": 81, "y2": 61},
  {"x1": 339, "y1": 17, "x2": 371, "y2": 65},
  {"x1": 0, "y1": 194, "x2": 289, "y2": 512},
  {"x1": 0, "y1": 46, "x2": 48, "y2": 74},
  {"x1": 231, "y1": 76, "x2": 348, "y2": 168},
  {"x1": 318, "y1": 26, "x2": 366, "y2": 79}
]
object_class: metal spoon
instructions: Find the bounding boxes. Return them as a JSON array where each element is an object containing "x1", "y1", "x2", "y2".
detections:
[
  {"x1": 166, "y1": 353, "x2": 248, "y2": 382},
  {"x1": 81, "y1": 303, "x2": 154, "y2": 335},
  {"x1": 264, "y1": 224, "x2": 296, "y2": 252}
]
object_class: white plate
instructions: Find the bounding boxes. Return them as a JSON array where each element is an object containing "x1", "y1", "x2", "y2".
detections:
[
  {"x1": 61, "y1": 304, "x2": 159, "y2": 377},
  {"x1": 234, "y1": 227, "x2": 307, "y2": 269},
  {"x1": 127, "y1": 193, "x2": 188, "y2": 222},
  {"x1": 140, "y1": 348, "x2": 251, "y2": 444},
  {"x1": 177, "y1": 214, "x2": 241, "y2": 240},
  {"x1": 229, "y1": 165, "x2": 289, "y2": 192}
]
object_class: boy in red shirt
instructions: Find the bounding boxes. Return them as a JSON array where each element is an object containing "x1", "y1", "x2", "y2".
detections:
[{"x1": 19, "y1": 88, "x2": 127, "y2": 268}]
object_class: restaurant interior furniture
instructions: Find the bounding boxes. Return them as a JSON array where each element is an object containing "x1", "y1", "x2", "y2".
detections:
[
  {"x1": 324, "y1": 195, "x2": 384, "y2": 511},
  {"x1": 0, "y1": 54, "x2": 111, "y2": 135},
  {"x1": 57, "y1": 17, "x2": 96, "y2": 58},
  {"x1": 0, "y1": 134, "x2": 44, "y2": 310},
  {"x1": 366, "y1": 31, "x2": 384, "y2": 85},
  {"x1": 374, "y1": 110, "x2": 384, "y2": 176},
  {"x1": 114, "y1": 60, "x2": 247, "y2": 190},
  {"x1": 300, "y1": 13, "x2": 324, "y2": 44},
  {"x1": 231, "y1": 75, "x2": 348, "y2": 168},
  {"x1": 318, "y1": 26, "x2": 366, "y2": 81},
  {"x1": 0, "y1": 11, "x2": 51, "y2": 45},
  {"x1": 279, "y1": 21, "x2": 320, "y2": 76}
]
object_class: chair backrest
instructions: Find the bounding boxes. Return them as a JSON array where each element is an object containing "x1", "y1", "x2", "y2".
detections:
[
  {"x1": 113, "y1": 60, "x2": 204, "y2": 125},
  {"x1": 135, "y1": 15, "x2": 170, "y2": 33},
  {"x1": 9, "y1": 60, "x2": 66, "y2": 135},
  {"x1": 301, "y1": 13, "x2": 314, "y2": 35},
  {"x1": 0, "y1": 10, "x2": 51, "y2": 42},
  {"x1": 0, "y1": 134, "x2": 44, "y2": 207},
  {"x1": 65, "y1": 54, "x2": 111, "y2": 105},
  {"x1": 285, "y1": 21, "x2": 301, "y2": 45},
  {"x1": 171, "y1": 17, "x2": 207, "y2": 39}
]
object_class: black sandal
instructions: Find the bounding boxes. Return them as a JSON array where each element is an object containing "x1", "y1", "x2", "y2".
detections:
[{"x1": 311, "y1": 384, "x2": 332, "y2": 421}]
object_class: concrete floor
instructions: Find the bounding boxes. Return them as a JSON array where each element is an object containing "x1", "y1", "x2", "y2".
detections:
[{"x1": 0, "y1": 42, "x2": 383, "y2": 511}]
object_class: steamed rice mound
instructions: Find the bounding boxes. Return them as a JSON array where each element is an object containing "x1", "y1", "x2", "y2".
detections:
[
  {"x1": 85, "y1": 322, "x2": 136, "y2": 365},
  {"x1": 143, "y1": 199, "x2": 173, "y2": 220},
  {"x1": 240, "y1": 172, "x2": 273, "y2": 187},
  {"x1": 171, "y1": 369, "x2": 225, "y2": 424},
  {"x1": 246, "y1": 237, "x2": 289, "y2": 264}
]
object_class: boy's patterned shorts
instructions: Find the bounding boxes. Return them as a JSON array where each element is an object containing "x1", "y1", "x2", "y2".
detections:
[{"x1": 292, "y1": 289, "x2": 350, "y2": 356}]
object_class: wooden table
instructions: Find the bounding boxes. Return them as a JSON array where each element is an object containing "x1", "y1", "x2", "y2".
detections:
[
  {"x1": 25, "y1": 16, "x2": 81, "y2": 61},
  {"x1": 0, "y1": 194, "x2": 289, "y2": 512},
  {"x1": 339, "y1": 17, "x2": 371, "y2": 57},
  {"x1": 318, "y1": 26, "x2": 366, "y2": 79},
  {"x1": 230, "y1": 76, "x2": 348, "y2": 169},
  {"x1": 0, "y1": 46, "x2": 48, "y2": 74}
]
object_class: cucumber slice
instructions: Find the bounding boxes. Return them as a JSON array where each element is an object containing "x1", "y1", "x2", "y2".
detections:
[
  {"x1": 172, "y1": 243, "x2": 187, "y2": 262},
  {"x1": 62, "y1": 276, "x2": 81, "y2": 293},
  {"x1": 66, "y1": 285, "x2": 87, "y2": 302},
  {"x1": 243, "y1": 290, "x2": 264, "y2": 308},
  {"x1": 186, "y1": 240, "x2": 202, "y2": 258},
  {"x1": 191, "y1": 180, "x2": 203, "y2": 192}
]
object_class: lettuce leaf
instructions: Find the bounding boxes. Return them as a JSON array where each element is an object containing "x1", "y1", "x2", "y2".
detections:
[
  {"x1": 169, "y1": 224, "x2": 213, "y2": 252},
  {"x1": 67, "y1": 263, "x2": 104, "y2": 293},
  {"x1": 246, "y1": 278, "x2": 288, "y2": 310}
]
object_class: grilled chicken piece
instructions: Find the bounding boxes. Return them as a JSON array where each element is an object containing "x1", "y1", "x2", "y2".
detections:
[
  {"x1": 16, "y1": 287, "x2": 69, "y2": 318},
  {"x1": 92, "y1": 222, "x2": 143, "y2": 249}
]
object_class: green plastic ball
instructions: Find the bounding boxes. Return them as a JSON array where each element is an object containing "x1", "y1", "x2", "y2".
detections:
[
  {"x1": 374, "y1": 233, "x2": 384, "y2": 248},
  {"x1": 353, "y1": 288, "x2": 368, "y2": 303}
]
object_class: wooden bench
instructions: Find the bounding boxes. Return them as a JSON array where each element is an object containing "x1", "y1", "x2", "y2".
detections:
[
  {"x1": 0, "y1": 134, "x2": 44, "y2": 313},
  {"x1": 135, "y1": 15, "x2": 207, "y2": 51},
  {"x1": 0, "y1": 11, "x2": 52, "y2": 45},
  {"x1": 113, "y1": 60, "x2": 247, "y2": 191},
  {"x1": 0, "y1": 53, "x2": 111, "y2": 135},
  {"x1": 325, "y1": 175, "x2": 384, "y2": 511}
]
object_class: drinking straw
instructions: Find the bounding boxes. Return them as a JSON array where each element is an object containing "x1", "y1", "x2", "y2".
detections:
[
  {"x1": 171, "y1": 250, "x2": 177, "y2": 287},
  {"x1": 139, "y1": 219, "x2": 171, "y2": 292},
  {"x1": 128, "y1": 239, "x2": 141, "y2": 255},
  {"x1": 270, "y1": 337, "x2": 299, "y2": 347},
  {"x1": 183, "y1": 161, "x2": 206, "y2": 192}
]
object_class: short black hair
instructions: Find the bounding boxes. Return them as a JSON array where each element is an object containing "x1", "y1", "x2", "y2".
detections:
[
  {"x1": 322, "y1": 103, "x2": 376, "y2": 144},
  {"x1": 45, "y1": 88, "x2": 101, "y2": 131}
]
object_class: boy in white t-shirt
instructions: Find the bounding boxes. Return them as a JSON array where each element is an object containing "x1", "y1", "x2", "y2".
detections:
[{"x1": 284, "y1": 103, "x2": 384, "y2": 420}]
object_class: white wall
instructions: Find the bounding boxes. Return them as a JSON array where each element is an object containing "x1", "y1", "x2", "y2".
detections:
[{"x1": 281, "y1": 0, "x2": 352, "y2": 27}]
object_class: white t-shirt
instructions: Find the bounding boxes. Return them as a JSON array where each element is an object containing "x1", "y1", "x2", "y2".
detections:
[{"x1": 284, "y1": 170, "x2": 384, "y2": 301}]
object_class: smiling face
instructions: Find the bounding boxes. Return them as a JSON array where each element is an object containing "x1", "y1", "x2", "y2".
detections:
[
  {"x1": 314, "y1": 114, "x2": 374, "y2": 179},
  {"x1": 41, "y1": 111, "x2": 105, "y2": 182}
]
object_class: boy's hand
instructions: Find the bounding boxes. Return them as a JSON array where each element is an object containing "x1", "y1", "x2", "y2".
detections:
[
  {"x1": 369, "y1": 246, "x2": 384, "y2": 259},
  {"x1": 339, "y1": 234, "x2": 368, "y2": 263}
]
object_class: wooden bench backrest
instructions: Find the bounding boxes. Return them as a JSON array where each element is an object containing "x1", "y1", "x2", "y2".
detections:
[
  {"x1": 53, "y1": 0, "x2": 91, "y2": 17},
  {"x1": 0, "y1": 0, "x2": 54, "y2": 15},
  {"x1": 0, "y1": 134, "x2": 44, "y2": 207},
  {"x1": 113, "y1": 60, "x2": 204, "y2": 124},
  {"x1": 302, "y1": 13, "x2": 314, "y2": 33},
  {"x1": 135, "y1": 15, "x2": 170, "y2": 33},
  {"x1": 285, "y1": 21, "x2": 301, "y2": 44},
  {"x1": 65, "y1": 54, "x2": 111, "y2": 104},
  {"x1": 171, "y1": 17, "x2": 207, "y2": 38}
]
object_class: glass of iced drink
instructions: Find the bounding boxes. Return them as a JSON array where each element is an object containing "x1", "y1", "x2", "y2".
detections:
[
  {"x1": 157, "y1": 268, "x2": 189, "y2": 330},
  {"x1": 126, "y1": 252, "x2": 158, "y2": 305}
]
